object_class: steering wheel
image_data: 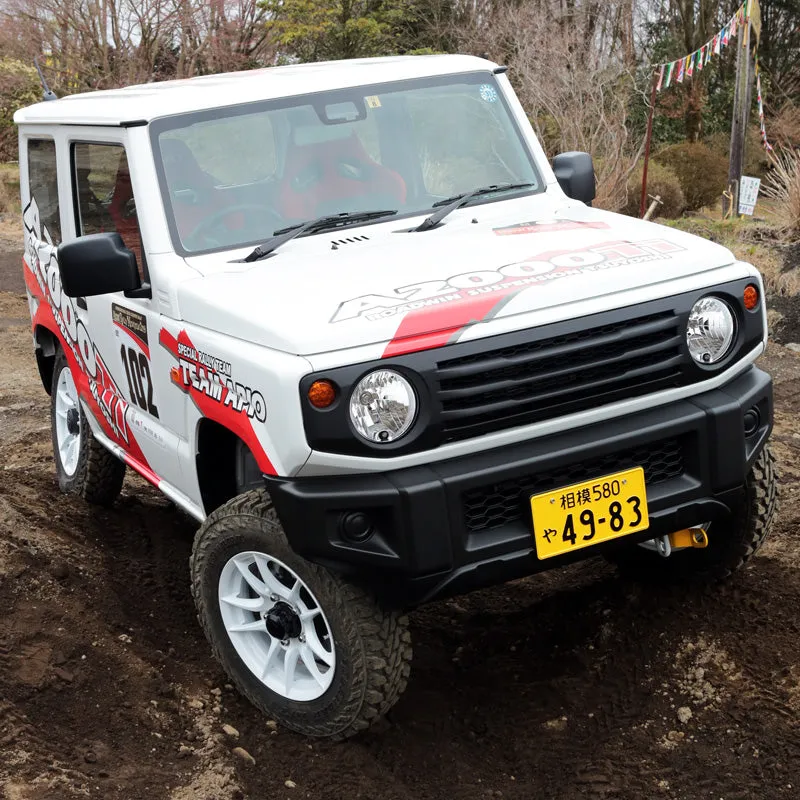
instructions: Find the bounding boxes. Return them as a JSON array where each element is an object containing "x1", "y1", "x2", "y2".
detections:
[{"x1": 183, "y1": 203, "x2": 285, "y2": 251}]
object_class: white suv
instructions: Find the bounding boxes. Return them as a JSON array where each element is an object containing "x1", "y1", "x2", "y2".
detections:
[{"x1": 15, "y1": 55, "x2": 777, "y2": 738}]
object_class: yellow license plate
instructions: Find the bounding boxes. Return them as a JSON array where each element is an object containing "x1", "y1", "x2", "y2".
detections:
[{"x1": 531, "y1": 467, "x2": 649, "y2": 559}]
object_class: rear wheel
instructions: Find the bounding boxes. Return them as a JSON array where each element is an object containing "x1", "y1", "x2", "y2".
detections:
[
  {"x1": 607, "y1": 445, "x2": 778, "y2": 582},
  {"x1": 190, "y1": 489, "x2": 412, "y2": 739},
  {"x1": 50, "y1": 349, "x2": 126, "y2": 506}
]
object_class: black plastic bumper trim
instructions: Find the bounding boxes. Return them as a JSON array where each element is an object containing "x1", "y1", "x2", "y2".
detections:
[{"x1": 267, "y1": 365, "x2": 772, "y2": 608}]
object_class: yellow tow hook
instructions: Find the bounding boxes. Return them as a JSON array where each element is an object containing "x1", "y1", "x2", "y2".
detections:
[{"x1": 668, "y1": 527, "x2": 708, "y2": 549}]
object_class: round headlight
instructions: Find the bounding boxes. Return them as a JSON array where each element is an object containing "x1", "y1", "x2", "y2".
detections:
[
  {"x1": 687, "y1": 297, "x2": 736, "y2": 365},
  {"x1": 349, "y1": 370, "x2": 417, "y2": 443}
]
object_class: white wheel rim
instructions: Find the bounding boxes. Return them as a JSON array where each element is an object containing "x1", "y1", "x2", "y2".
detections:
[
  {"x1": 218, "y1": 551, "x2": 336, "y2": 702},
  {"x1": 54, "y1": 366, "x2": 81, "y2": 477}
]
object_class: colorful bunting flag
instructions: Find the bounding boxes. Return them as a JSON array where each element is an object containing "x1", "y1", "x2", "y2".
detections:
[{"x1": 649, "y1": 1, "x2": 772, "y2": 153}]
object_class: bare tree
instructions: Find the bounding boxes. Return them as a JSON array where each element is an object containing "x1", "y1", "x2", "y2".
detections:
[
  {"x1": 0, "y1": 0, "x2": 276, "y2": 93},
  {"x1": 451, "y1": 0, "x2": 645, "y2": 210}
]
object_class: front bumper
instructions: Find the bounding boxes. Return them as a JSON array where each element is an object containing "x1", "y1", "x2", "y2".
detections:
[{"x1": 265, "y1": 366, "x2": 772, "y2": 608}]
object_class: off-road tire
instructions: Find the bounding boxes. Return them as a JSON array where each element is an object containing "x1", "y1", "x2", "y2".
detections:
[
  {"x1": 51, "y1": 349, "x2": 126, "y2": 506},
  {"x1": 190, "y1": 489, "x2": 412, "y2": 739},
  {"x1": 607, "y1": 444, "x2": 778, "y2": 582}
]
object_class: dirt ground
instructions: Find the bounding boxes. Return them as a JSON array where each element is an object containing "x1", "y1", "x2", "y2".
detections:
[{"x1": 1, "y1": 215, "x2": 800, "y2": 800}]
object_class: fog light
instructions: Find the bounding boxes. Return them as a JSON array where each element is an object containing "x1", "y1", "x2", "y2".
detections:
[
  {"x1": 340, "y1": 511, "x2": 373, "y2": 542},
  {"x1": 743, "y1": 407, "x2": 760, "y2": 436}
]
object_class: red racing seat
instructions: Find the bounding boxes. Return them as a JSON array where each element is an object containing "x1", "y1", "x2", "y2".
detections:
[{"x1": 278, "y1": 133, "x2": 406, "y2": 220}]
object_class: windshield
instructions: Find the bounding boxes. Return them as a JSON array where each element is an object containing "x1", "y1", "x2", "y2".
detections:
[{"x1": 150, "y1": 72, "x2": 543, "y2": 255}]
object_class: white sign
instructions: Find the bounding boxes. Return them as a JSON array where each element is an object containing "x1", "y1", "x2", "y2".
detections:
[{"x1": 739, "y1": 176, "x2": 761, "y2": 216}]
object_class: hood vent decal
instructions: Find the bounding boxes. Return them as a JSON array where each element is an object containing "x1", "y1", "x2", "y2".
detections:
[{"x1": 331, "y1": 235, "x2": 369, "y2": 250}]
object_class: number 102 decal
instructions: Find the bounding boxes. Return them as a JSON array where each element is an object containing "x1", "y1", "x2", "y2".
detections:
[{"x1": 120, "y1": 345, "x2": 159, "y2": 418}]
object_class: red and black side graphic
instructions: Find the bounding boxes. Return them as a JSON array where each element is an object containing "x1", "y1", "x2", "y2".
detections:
[
  {"x1": 159, "y1": 328, "x2": 276, "y2": 475},
  {"x1": 493, "y1": 220, "x2": 611, "y2": 236},
  {"x1": 22, "y1": 198, "x2": 154, "y2": 477}
]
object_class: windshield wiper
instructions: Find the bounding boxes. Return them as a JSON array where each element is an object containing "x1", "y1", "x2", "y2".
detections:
[
  {"x1": 240, "y1": 209, "x2": 398, "y2": 262},
  {"x1": 414, "y1": 182, "x2": 535, "y2": 232}
]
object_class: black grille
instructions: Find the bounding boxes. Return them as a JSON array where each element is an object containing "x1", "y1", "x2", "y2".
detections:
[
  {"x1": 462, "y1": 438, "x2": 685, "y2": 533},
  {"x1": 436, "y1": 312, "x2": 685, "y2": 442}
]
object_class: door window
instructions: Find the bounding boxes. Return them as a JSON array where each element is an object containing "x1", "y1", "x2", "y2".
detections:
[
  {"x1": 27, "y1": 139, "x2": 61, "y2": 244},
  {"x1": 72, "y1": 142, "x2": 144, "y2": 278}
]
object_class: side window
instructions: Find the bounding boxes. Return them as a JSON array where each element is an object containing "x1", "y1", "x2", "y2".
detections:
[
  {"x1": 73, "y1": 142, "x2": 144, "y2": 278},
  {"x1": 28, "y1": 139, "x2": 61, "y2": 244}
]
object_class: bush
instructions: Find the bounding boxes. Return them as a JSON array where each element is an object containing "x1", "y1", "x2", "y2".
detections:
[
  {"x1": 623, "y1": 161, "x2": 685, "y2": 220},
  {"x1": 762, "y1": 148, "x2": 800, "y2": 236},
  {"x1": 654, "y1": 141, "x2": 728, "y2": 212},
  {"x1": 0, "y1": 58, "x2": 40, "y2": 162},
  {"x1": 705, "y1": 129, "x2": 770, "y2": 182}
]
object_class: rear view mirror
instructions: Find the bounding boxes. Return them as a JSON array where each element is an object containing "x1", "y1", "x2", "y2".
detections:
[
  {"x1": 552, "y1": 152, "x2": 596, "y2": 205},
  {"x1": 58, "y1": 233, "x2": 140, "y2": 298}
]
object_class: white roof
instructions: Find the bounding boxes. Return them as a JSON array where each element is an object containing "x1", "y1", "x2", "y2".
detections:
[{"x1": 14, "y1": 54, "x2": 498, "y2": 127}]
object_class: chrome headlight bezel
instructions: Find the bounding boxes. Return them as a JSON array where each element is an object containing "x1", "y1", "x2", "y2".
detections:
[
  {"x1": 686, "y1": 296, "x2": 737, "y2": 366},
  {"x1": 348, "y1": 368, "x2": 419, "y2": 444}
]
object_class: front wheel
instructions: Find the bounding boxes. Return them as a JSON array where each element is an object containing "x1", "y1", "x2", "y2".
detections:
[
  {"x1": 50, "y1": 349, "x2": 126, "y2": 506},
  {"x1": 607, "y1": 444, "x2": 778, "y2": 582},
  {"x1": 190, "y1": 490, "x2": 412, "y2": 739}
]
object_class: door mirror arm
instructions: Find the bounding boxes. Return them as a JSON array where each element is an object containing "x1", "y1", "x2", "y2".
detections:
[{"x1": 125, "y1": 282, "x2": 152, "y2": 300}]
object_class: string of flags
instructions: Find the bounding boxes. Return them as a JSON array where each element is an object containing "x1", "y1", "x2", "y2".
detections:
[{"x1": 652, "y1": 0, "x2": 773, "y2": 151}]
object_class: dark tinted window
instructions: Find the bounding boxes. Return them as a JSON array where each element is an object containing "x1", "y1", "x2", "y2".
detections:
[
  {"x1": 73, "y1": 142, "x2": 144, "y2": 278},
  {"x1": 28, "y1": 139, "x2": 61, "y2": 243}
]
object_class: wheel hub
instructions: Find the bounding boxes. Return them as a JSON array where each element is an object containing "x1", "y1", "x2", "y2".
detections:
[
  {"x1": 66, "y1": 407, "x2": 80, "y2": 435},
  {"x1": 264, "y1": 601, "x2": 302, "y2": 641}
]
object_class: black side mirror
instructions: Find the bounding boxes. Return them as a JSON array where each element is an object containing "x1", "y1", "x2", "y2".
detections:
[
  {"x1": 552, "y1": 152, "x2": 596, "y2": 205},
  {"x1": 58, "y1": 233, "x2": 140, "y2": 298}
]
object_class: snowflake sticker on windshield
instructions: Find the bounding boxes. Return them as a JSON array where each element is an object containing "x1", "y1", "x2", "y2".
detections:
[{"x1": 479, "y1": 84, "x2": 499, "y2": 103}]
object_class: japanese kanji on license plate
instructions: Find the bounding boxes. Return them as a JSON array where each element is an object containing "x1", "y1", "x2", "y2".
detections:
[{"x1": 530, "y1": 467, "x2": 649, "y2": 559}]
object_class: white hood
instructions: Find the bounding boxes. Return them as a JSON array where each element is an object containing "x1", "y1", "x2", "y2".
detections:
[{"x1": 177, "y1": 196, "x2": 744, "y2": 358}]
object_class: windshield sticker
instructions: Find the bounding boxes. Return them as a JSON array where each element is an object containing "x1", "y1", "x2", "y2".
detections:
[
  {"x1": 479, "y1": 84, "x2": 499, "y2": 103},
  {"x1": 365, "y1": 95, "x2": 382, "y2": 108},
  {"x1": 494, "y1": 220, "x2": 611, "y2": 236},
  {"x1": 331, "y1": 238, "x2": 686, "y2": 327}
]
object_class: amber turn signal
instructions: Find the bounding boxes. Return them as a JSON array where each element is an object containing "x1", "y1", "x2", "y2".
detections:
[
  {"x1": 308, "y1": 379, "x2": 337, "y2": 408},
  {"x1": 743, "y1": 284, "x2": 759, "y2": 311}
]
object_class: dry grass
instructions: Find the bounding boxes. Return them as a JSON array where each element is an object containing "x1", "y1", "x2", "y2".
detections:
[
  {"x1": 0, "y1": 162, "x2": 20, "y2": 214},
  {"x1": 664, "y1": 216, "x2": 800, "y2": 298},
  {"x1": 762, "y1": 148, "x2": 800, "y2": 236}
]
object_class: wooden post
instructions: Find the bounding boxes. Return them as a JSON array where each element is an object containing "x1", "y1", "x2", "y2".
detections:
[
  {"x1": 740, "y1": 20, "x2": 755, "y2": 195},
  {"x1": 725, "y1": 19, "x2": 753, "y2": 217},
  {"x1": 640, "y1": 72, "x2": 658, "y2": 219}
]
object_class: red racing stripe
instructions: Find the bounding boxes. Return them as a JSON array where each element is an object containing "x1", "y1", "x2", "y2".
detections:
[{"x1": 159, "y1": 328, "x2": 277, "y2": 475}]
